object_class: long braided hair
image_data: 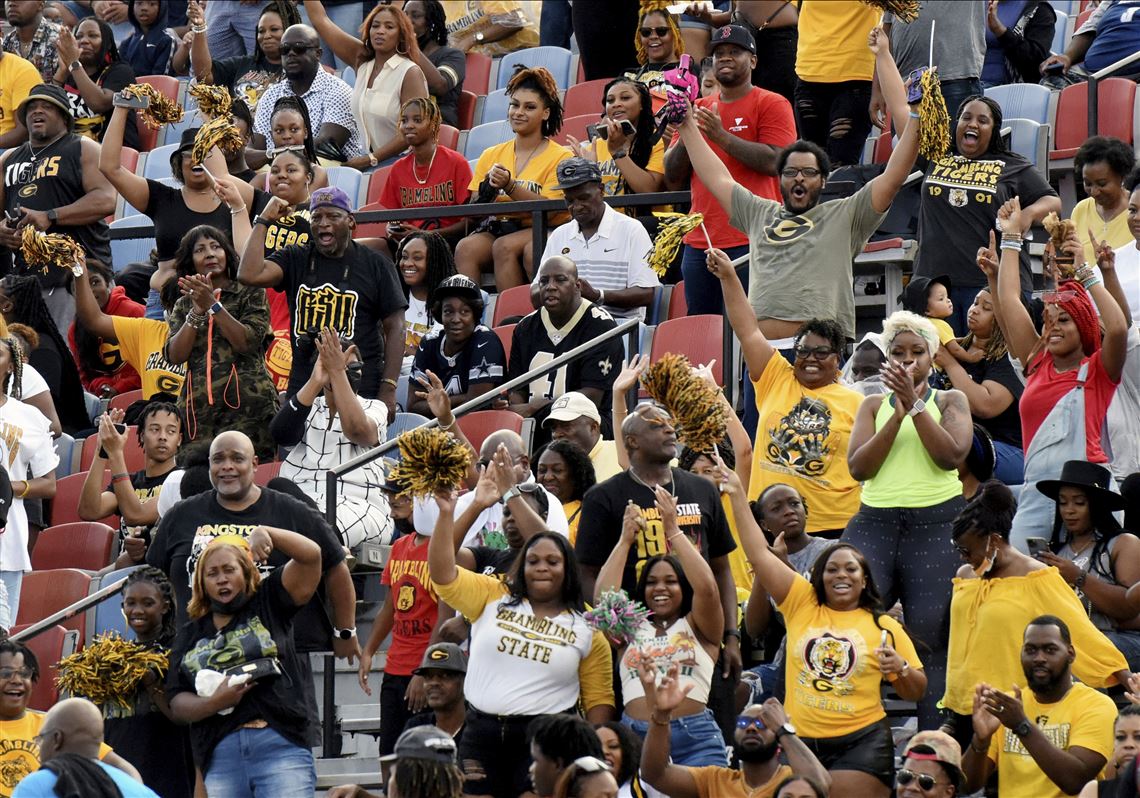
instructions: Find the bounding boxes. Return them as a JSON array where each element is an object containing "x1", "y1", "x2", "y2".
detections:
[
  {"x1": 123, "y1": 566, "x2": 177, "y2": 646},
  {"x1": 396, "y1": 230, "x2": 455, "y2": 305},
  {"x1": 506, "y1": 66, "x2": 564, "y2": 137},
  {"x1": 601, "y1": 77, "x2": 657, "y2": 171},
  {"x1": 392, "y1": 758, "x2": 463, "y2": 798},
  {"x1": 958, "y1": 291, "x2": 1010, "y2": 362},
  {"x1": 73, "y1": 260, "x2": 117, "y2": 378},
  {"x1": 417, "y1": 0, "x2": 449, "y2": 46},
  {"x1": 0, "y1": 337, "x2": 23, "y2": 399},
  {"x1": 400, "y1": 96, "x2": 442, "y2": 142},
  {"x1": 633, "y1": 2, "x2": 684, "y2": 66},
  {"x1": 269, "y1": 94, "x2": 318, "y2": 164}
]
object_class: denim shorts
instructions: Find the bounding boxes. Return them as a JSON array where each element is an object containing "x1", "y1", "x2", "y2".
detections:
[
  {"x1": 624, "y1": 708, "x2": 728, "y2": 767},
  {"x1": 204, "y1": 726, "x2": 315, "y2": 797}
]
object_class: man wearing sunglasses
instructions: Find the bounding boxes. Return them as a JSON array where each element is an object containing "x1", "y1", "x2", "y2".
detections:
[
  {"x1": 639, "y1": 661, "x2": 830, "y2": 798},
  {"x1": 250, "y1": 24, "x2": 362, "y2": 164},
  {"x1": 961, "y1": 616, "x2": 1117, "y2": 797}
]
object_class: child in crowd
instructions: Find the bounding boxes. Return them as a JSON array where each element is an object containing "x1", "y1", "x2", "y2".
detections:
[
  {"x1": 699, "y1": 56, "x2": 717, "y2": 98},
  {"x1": 119, "y1": 0, "x2": 178, "y2": 77},
  {"x1": 901, "y1": 275, "x2": 981, "y2": 367}
]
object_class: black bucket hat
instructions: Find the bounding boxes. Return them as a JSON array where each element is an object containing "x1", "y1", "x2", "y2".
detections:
[{"x1": 17, "y1": 84, "x2": 73, "y2": 127}]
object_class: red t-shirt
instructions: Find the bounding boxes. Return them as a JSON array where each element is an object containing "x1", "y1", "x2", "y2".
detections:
[
  {"x1": 673, "y1": 87, "x2": 796, "y2": 249},
  {"x1": 1019, "y1": 350, "x2": 1119, "y2": 462},
  {"x1": 379, "y1": 534, "x2": 438, "y2": 675},
  {"x1": 379, "y1": 145, "x2": 472, "y2": 230}
]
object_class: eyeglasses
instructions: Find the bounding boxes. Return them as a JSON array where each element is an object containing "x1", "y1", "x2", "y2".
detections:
[
  {"x1": 0, "y1": 667, "x2": 32, "y2": 681},
  {"x1": 896, "y1": 769, "x2": 942, "y2": 791},
  {"x1": 794, "y1": 345, "x2": 836, "y2": 361},
  {"x1": 570, "y1": 756, "x2": 610, "y2": 774},
  {"x1": 781, "y1": 167, "x2": 822, "y2": 179},
  {"x1": 279, "y1": 43, "x2": 318, "y2": 55},
  {"x1": 639, "y1": 26, "x2": 671, "y2": 38},
  {"x1": 736, "y1": 715, "x2": 765, "y2": 730}
]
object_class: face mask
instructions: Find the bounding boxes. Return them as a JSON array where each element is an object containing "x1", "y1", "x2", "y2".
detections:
[
  {"x1": 346, "y1": 361, "x2": 363, "y2": 393},
  {"x1": 209, "y1": 590, "x2": 253, "y2": 616},
  {"x1": 976, "y1": 537, "x2": 998, "y2": 577}
]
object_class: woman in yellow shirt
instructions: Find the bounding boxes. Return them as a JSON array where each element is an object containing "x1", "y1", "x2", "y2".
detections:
[
  {"x1": 454, "y1": 65, "x2": 572, "y2": 290},
  {"x1": 534, "y1": 438, "x2": 596, "y2": 545},
  {"x1": 1072, "y1": 136, "x2": 1135, "y2": 266},
  {"x1": 942, "y1": 481, "x2": 1130, "y2": 744}
]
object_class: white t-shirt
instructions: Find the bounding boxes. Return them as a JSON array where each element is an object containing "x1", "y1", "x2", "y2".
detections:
[
  {"x1": 156, "y1": 469, "x2": 185, "y2": 518},
  {"x1": 0, "y1": 399, "x2": 59, "y2": 572},
  {"x1": 1101, "y1": 241, "x2": 1140, "y2": 320},
  {"x1": 457, "y1": 481, "x2": 568, "y2": 548},
  {"x1": 402, "y1": 293, "x2": 441, "y2": 374},
  {"x1": 1106, "y1": 325, "x2": 1140, "y2": 481},
  {"x1": 13, "y1": 364, "x2": 47, "y2": 401}
]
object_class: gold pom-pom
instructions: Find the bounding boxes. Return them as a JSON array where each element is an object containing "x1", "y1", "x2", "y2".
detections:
[
  {"x1": 917, "y1": 68, "x2": 950, "y2": 161},
  {"x1": 191, "y1": 115, "x2": 245, "y2": 165},
  {"x1": 120, "y1": 83, "x2": 184, "y2": 129},
  {"x1": 1042, "y1": 211, "x2": 1078, "y2": 278},
  {"x1": 56, "y1": 633, "x2": 169, "y2": 712},
  {"x1": 389, "y1": 427, "x2": 472, "y2": 498},
  {"x1": 858, "y1": 0, "x2": 919, "y2": 22},
  {"x1": 640, "y1": 353, "x2": 727, "y2": 453},
  {"x1": 20, "y1": 225, "x2": 83, "y2": 274},
  {"x1": 189, "y1": 83, "x2": 233, "y2": 119},
  {"x1": 648, "y1": 212, "x2": 705, "y2": 277}
]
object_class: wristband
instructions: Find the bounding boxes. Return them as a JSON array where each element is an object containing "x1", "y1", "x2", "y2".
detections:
[
  {"x1": 208, "y1": 300, "x2": 224, "y2": 316},
  {"x1": 110, "y1": 472, "x2": 129, "y2": 481},
  {"x1": 1075, "y1": 569, "x2": 1089, "y2": 590},
  {"x1": 16, "y1": 481, "x2": 30, "y2": 499},
  {"x1": 723, "y1": 629, "x2": 741, "y2": 641},
  {"x1": 610, "y1": 149, "x2": 629, "y2": 160},
  {"x1": 440, "y1": 416, "x2": 456, "y2": 431},
  {"x1": 650, "y1": 712, "x2": 671, "y2": 727},
  {"x1": 112, "y1": 474, "x2": 132, "y2": 484},
  {"x1": 597, "y1": 288, "x2": 605, "y2": 305},
  {"x1": 368, "y1": 152, "x2": 378, "y2": 168},
  {"x1": 381, "y1": 377, "x2": 399, "y2": 389},
  {"x1": 999, "y1": 241, "x2": 1022, "y2": 252}
]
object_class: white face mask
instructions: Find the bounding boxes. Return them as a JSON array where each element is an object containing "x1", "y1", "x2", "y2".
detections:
[{"x1": 976, "y1": 536, "x2": 998, "y2": 576}]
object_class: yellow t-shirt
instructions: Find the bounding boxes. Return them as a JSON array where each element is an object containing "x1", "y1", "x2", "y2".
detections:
[
  {"x1": 594, "y1": 137, "x2": 666, "y2": 198},
  {"x1": 0, "y1": 712, "x2": 113, "y2": 798},
  {"x1": 442, "y1": 1, "x2": 539, "y2": 57},
  {"x1": 589, "y1": 438, "x2": 622, "y2": 483},
  {"x1": 943, "y1": 567, "x2": 1128, "y2": 715},
  {"x1": 722, "y1": 494, "x2": 754, "y2": 607},
  {"x1": 779, "y1": 574, "x2": 921, "y2": 739},
  {"x1": 1072, "y1": 197, "x2": 1133, "y2": 268},
  {"x1": 750, "y1": 355, "x2": 863, "y2": 533},
  {"x1": 795, "y1": 1, "x2": 880, "y2": 83},
  {"x1": 0, "y1": 54, "x2": 41, "y2": 137},
  {"x1": 689, "y1": 763, "x2": 793, "y2": 798},
  {"x1": 469, "y1": 138, "x2": 572, "y2": 222},
  {"x1": 564, "y1": 498, "x2": 582, "y2": 545},
  {"x1": 111, "y1": 315, "x2": 185, "y2": 398},
  {"x1": 930, "y1": 317, "x2": 956, "y2": 346},
  {"x1": 986, "y1": 682, "x2": 1116, "y2": 798}
]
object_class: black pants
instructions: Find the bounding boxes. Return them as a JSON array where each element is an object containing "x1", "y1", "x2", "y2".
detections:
[
  {"x1": 752, "y1": 27, "x2": 798, "y2": 104},
  {"x1": 379, "y1": 673, "x2": 414, "y2": 757},
  {"x1": 793, "y1": 78, "x2": 874, "y2": 167},
  {"x1": 572, "y1": 0, "x2": 640, "y2": 81}
]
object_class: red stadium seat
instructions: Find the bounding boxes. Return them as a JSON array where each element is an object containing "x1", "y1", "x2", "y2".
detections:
[
  {"x1": 17, "y1": 569, "x2": 93, "y2": 648},
  {"x1": 493, "y1": 324, "x2": 516, "y2": 363},
  {"x1": 254, "y1": 460, "x2": 282, "y2": 486},
  {"x1": 650, "y1": 315, "x2": 724, "y2": 385},
  {"x1": 119, "y1": 146, "x2": 139, "y2": 174},
  {"x1": 438, "y1": 125, "x2": 460, "y2": 150},
  {"x1": 31, "y1": 522, "x2": 116, "y2": 571},
  {"x1": 135, "y1": 75, "x2": 180, "y2": 152},
  {"x1": 108, "y1": 388, "x2": 143, "y2": 413},
  {"x1": 491, "y1": 284, "x2": 535, "y2": 326},
  {"x1": 365, "y1": 166, "x2": 395, "y2": 207},
  {"x1": 465, "y1": 52, "x2": 492, "y2": 95},
  {"x1": 1050, "y1": 78, "x2": 1137, "y2": 161},
  {"x1": 80, "y1": 426, "x2": 145, "y2": 472},
  {"x1": 553, "y1": 113, "x2": 598, "y2": 147},
  {"x1": 563, "y1": 79, "x2": 611, "y2": 119},
  {"x1": 458, "y1": 90, "x2": 478, "y2": 131},
  {"x1": 9, "y1": 624, "x2": 78, "y2": 710},
  {"x1": 355, "y1": 202, "x2": 387, "y2": 239},
  {"x1": 667, "y1": 280, "x2": 688, "y2": 320},
  {"x1": 457, "y1": 410, "x2": 525, "y2": 454},
  {"x1": 47, "y1": 472, "x2": 120, "y2": 529}
]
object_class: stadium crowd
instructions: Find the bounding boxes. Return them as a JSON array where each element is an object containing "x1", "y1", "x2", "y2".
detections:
[{"x1": 0, "y1": 0, "x2": 1137, "y2": 797}]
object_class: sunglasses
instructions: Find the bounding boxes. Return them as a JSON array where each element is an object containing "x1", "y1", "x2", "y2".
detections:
[
  {"x1": 639, "y1": 26, "x2": 671, "y2": 38},
  {"x1": 794, "y1": 345, "x2": 836, "y2": 361},
  {"x1": 736, "y1": 715, "x2": 765, "y2": 731},
  {"x1": 280, "y1": 43, "x2": 318, "y2": 55},
  {"x1": 896, "y1": 769, "x2": 941, "y2": 791}
]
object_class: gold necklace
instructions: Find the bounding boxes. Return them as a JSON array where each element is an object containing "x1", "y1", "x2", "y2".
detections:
[
  {"x1": 412, "y1": 144, "x2": 437, "y2": 185},
  {"x1": 513, "y1": 139, "x2": 544, "y2": 181}
]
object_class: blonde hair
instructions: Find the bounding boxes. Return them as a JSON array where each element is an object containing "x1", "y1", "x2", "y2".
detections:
[
  {"x1": 882, "y1": 310, "x2": 940, "y2": 355},
  {"x1": 634, "y1": 1, "x2": 685, "y2": 65},
  {"x1": 187, "y1": 542, "x2": 262, "y2": 619}
]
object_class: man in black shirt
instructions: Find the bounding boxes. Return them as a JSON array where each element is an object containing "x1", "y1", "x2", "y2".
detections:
[
  {"x1": 237, "y1": 186, "x2": 407, "y2": 418},
  {"x1": 402, "y1": 642, "x2": 467, "y2": 745}
]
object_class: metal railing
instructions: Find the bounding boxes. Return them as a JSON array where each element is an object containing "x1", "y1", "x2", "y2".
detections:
[{"x1": 10, "y1": 577, "x2": 129, "y2": 643}]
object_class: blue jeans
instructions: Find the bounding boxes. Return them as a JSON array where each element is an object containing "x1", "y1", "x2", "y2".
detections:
[
  {"x1": 940, "y1": 78, "x2": 984, "y2": 123},
  {"x1": 992, "y1": 439, "x2": 1025, "y2": 486},
  {"x1": 680, "y1": 243, "x2": 749, "y2": 316},
  {"x1": 299, "y1": 3, "x2": 366, "y2": 70},
  {"x1": 624, "y1": 708, "x2": 728, "y2": 767},
  {"x1": 204, "y1": 727, "x2": 315, "y2": 797},
  {"x1": 204, "y1": 1, "x2": 262, "y2": 61},
  {"x1": 744, "y1": 661, "x2": 785, "y2": 704},
  {"x1": 539, "y1": 0, "x2": 573, "y2": 48},
  {"x1": 145, "y1": 288, "x2": 164, "y2": 321},
  {"x1": 1107, "y1": 629, "x2": 1140, "y2": 672}
]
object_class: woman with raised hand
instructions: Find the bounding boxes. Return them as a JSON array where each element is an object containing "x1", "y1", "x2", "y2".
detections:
[{"x1": 56, "y1": 18, "x2": 139, "y2": 147}]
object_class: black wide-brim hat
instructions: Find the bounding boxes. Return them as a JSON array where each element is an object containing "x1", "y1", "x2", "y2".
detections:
[{"x1": 1036, "y1": 460, "x2": 1126, "y2": 511}]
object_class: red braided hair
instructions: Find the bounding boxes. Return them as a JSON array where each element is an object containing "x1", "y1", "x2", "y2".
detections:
[{"x1": 1025, "y1": 279, "x2": 1102, "y2": 375}]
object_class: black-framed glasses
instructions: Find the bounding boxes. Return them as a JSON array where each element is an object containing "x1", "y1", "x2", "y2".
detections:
[
  {"x1": 736, "y1": 715, "x2": 765, "y2": 730},
  {"x1": 280, "y1": 43, "x2": 318, "y2": 55},
  {"x1": 794, "y1": 345, "x2": 837, "y2": 361},
  {"x1": 896, "y1": 769, "x2": 940, "y2": 791},
  {"x1": 780, "y1": 167, "x2": 822, "y2": 179},
  {"x1": 639, "y1": 26, "x2": 670, "y2": 38},
  {"x1": 0, "y1": 667, "x2": 33, "y2": 681}
]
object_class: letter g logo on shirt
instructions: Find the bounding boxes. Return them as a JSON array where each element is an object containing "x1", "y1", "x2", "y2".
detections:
[{"x1": 765, "y1": 215, "x2": 816, "y2": 244}]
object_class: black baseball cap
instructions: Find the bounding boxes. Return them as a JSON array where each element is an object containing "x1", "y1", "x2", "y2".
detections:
[
  {"x1": 413, "y1": 642, "x2": 467, "y2": 676},
  {"x1": 553, "y1": 157, "x2": 603, "y2": 190},
  {"x1": 431, "y1": 274, "x2": 484, "y2": 323},
  {"x1": 899, "y1": 275, "x2": 953, "y2": 315},
  {"x1": 379, "y1": 725, "x2": 458, "y2": 765},
  {"x1": 710, "y1": 24, "x2": 756, "y2": 55}
]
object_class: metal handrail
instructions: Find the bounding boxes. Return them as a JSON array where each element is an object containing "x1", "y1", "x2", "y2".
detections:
[
  {"x1": 1086, "y1": 50, "x2": 1140, "y2": 138},
  {"x1": 11, "y1": 577, "x2": 129, "y2": 643}
]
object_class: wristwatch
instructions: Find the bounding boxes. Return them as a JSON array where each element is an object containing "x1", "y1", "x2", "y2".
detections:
[
  {"x1": 501, "y1": 485, "x2": 522, "y2": 505},
  {"x1": 207, "y1": 300, "x2": 224, "y2": 316},
  {"x1": 907, "y1": 398, "x2": 926, "y2": 418},
  {"x1": 774, "y1": 722, "x2": 796, "y2": 740},
  {"x1": 334, "y1": 627, "x2": 357, "y2": 640},
  {"x1": 46, "y1": 208, "x2": 58, "y2": 224},
  {"x1": 1013, "y1": 720, "x2": 1033, "y2": 738},
  {"x1": 69, "y1": 60, "x2": 82, "y2": 73}
]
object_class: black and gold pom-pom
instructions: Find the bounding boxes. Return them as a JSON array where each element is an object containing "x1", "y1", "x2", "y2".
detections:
[
  {"x1": 120, "y1": 83, "x2": 184, "y2": 128},
  {"x1": 858, "y1": 0, "x2": 919, "y2": 22},
  {"x1": 20, "y1": 225, "x2": 83, "y2": 274},
  {"x1": 640, "y1": 353, "x2": 727, "y2": 453},
  {"x1": 57, "y1": 633, "x2": 169, "y2": 711},
  {"x1": 917, "y1": 68, "x2": 950, "y2": 161},
  {"x1": 189, "y1": 83, "x2": 233, "y2": 119},
  {"x1": 389, "y1": 427, "x2": 472, "y2": 498},
  {"x1": 648, "y1": 212, "x2": 705, "y2": 277},
  {"x1": 191, "y1": 115, "x2": 245, "y2": 165}
]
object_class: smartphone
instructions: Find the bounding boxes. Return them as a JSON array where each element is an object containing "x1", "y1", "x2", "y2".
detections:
[
  {"x1": 97, "y1": 423, "x2": 128, "y2": 460},
  {"x1": 113, "y1": 91, "x2": 150, "y2": 110},
  {"x1": 586, "y1": 123, "x2": 600, "y2": 142},
  {"x1": 1026, "y1": 536, "x2": 1049, "y2": 557},
  {"x1": 592, "y1": 120, "x2": 636, "y2": 141},
  {"x1": 1044, "y1": 62, "x2": 1066, "y2": 75}
]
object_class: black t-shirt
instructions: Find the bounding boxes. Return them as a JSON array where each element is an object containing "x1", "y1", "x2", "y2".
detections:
[
  {"x1": 575, "y1": 469, "x2": 736, "y2": 592},
  {"x1": 65, "y1": 62, "x2": 139, "y2": 148},
  {"x1": 253, "y1": 190, "x2": 311, "y2": 254},
  {"x1": 2, "y1": 134, "x2": 111, "y2": 288},
  {"x1": 146, "y1": 487, "x2": 346, "y2": 652},
  {"x1": 411, "y1": 326, "x2": 505, "y2": 398},
  {"x1": 428, "y1": 45, "x2": 465, "y2": 128},
  {"x1": 145, "y1": 179, "x2": 236, "y2": 261},
  {"x1": 916, "y1": 149, "x2": 1056, "y2": 292},
  {"x1": 167, "y1": 570, "x2": 309, "y2": 769},
  {"x1": 508, "y1": 302, "x2": 624, "y2": 432},
  {"x1": 110, "y1": 467, "x2": 172, "y2": 548},
  {"x1": 403, "y1": 710, "x2": 466, "y2": 748},
  {"x1": 470, "y1": 545, "x2": 516, "y2": 578},
  {"x1": 212, "y1": 55, "x2": 282, "y2": 113},
  {"x1": 28, "y1": 334, "x2": 89, "y2": 433},
  {"x1": 964, "y1": 353, "x2": 1024, "y2": 448},
  {"x1": 267, "y1": 240, "x2": 407, "y2": 397}
]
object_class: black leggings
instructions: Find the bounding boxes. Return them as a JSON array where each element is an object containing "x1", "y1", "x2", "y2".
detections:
[
  {"x1": 842, "y1": 496, "x2": 965, "y2": 729},
  {"x1": 793, "y1": 78, "x2": 874, "y2": 167}
]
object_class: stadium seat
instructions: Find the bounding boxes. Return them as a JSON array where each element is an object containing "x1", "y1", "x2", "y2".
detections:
[
  {"x1": 1004, "y1": 118, "x2": 1050, "y2": 175},
  {"x1": 80, "y1": 426, "x2": 145, "y2": 472},
  {"x1": 1074, "y1": 6, "x2": 1092, "y2": 29},
  {"x1": 31, "y1": 522, "x2": 116, "y2": 571},
  {"x1": 458, "y1": 90, "x2": 478, "y2": 131},
  {"x1": 86, "y1": 565, "x2": 144, "y2": 643},
  {"x1": 650, "y1": 315, "x2": 724, "y2": 386},
  {"x1": 463, "y1": 120, "x2": 512, "y2": 159},
  {"x1": 253, "y1": 460, "x2": 281, "y2": 486},
  {"x1": 465, "y1": 52, "x2": 493, "y2": 95},
  {"x1": 118, "y1": 146, "x2": 139, "y2": 175},
  {"x1": 9, "y1": 624, "x2": 78, "y2": 711},
  {"x1": 457, "y1": 410, "x2": 525, "y2": 453},
  {"x1": 343, "y1": 65, "x2": 356, "y2": 87},
  {"x1": 983, "y1": 83, "x2": 1053, "y2": 125},
  {"x1": 479, "y1": 88, "x2": 511, "y2": 126},
  {"x1": 386, "y1": 412, "x2": 430, "y2": 461},
  {"x1": 134, "y1": 76, "x2": 180, "y2": 152},
  {"x1": 122, "y1": 176, "x2": 178, "y2": 219},
  {"x1": 53, "y1": 434, "x2": 76, "y2": 480},
  {"x1": 496, "y1": 47, "x2": 572, "y2": 90},
  {"x1": 159, "y1": 106, "x2": 202, "y2": 148},
  {"x1": 1049, "y1": 0, "x2": 1074, "y2": 13},
  {"x1": 554, "y1": 114, "x2": 597, "y2": 148},
  {"x1": 439, "y1": 124, "x2": 460, "y2": 151},
  {"x1": 109, "y1": 215, "x2": 153, "y2": 272},
  {"x1": 646, "y1": 284, "x2": 673, "y2": 326},
  {"x1": 493, "y1": 324, "x2": 516, "y2": 362},
  {"x1": 365, "y1": 165, "x2": 395, "y2": 206},
  {"x1": 48, "y1": 472, "x2": 120, "y2": 529},
  {"x1": 563, "y1": 79, "x2": 610, "y2": 119},
  {"x1": 142, "y1": 143, "x2": 178, "y2": 180},
  {"x1": 491, "y1": 284, "x2": 534, "y2": 326},
  {"x1": 1051, "y1": 11, "x2": 1072, "y2": 54},
  {"x1": 108, "y1": 389, "x2": 144, "y2": 413},
  {"x1": 355, "y1": 201, "x2": 387, "y2": 238},
  {"x1": 17, "y1": 569, "x2": 93, "y2": 647},
  {"x1": 325, "y1": 167, "x2": 363, "y2": 203},
  {"x1": 667, "y1": 280, "x2": 688, "y2": 320},
  {"x1": 1051, "y1": 78, "x2": 1137, "y2": 159}
]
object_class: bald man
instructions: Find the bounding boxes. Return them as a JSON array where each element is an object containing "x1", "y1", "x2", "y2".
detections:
[
  {"x1": 504, "y1": 257, "x2": 625, "y2": 439},
  {"x1": 11, "y1": 698, "x2": 154, "y2": 797},
  {"x1": 146, "y1": 431, "x2": 357, "y2": 745}
]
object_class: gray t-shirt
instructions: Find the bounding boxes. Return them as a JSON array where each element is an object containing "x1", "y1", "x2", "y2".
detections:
[
  {"x1": 885, "y1": 1, "x2": 986, "y2": 82},
  {"x1": 730, "y1": 182, "x2": 886, "y2": 340}
]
